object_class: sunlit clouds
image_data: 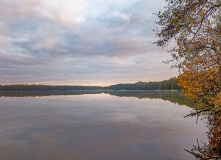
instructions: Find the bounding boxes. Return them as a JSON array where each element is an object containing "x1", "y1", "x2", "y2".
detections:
[{"x1": 0, "y1": 0, "x2": 178, "y2": 85}]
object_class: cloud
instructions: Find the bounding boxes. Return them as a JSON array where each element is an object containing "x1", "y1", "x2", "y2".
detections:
[{"x1": 0, "y1": 0, "x2": 178, "y2": 85}]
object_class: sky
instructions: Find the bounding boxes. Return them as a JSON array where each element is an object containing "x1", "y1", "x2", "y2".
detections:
[{"x1": 0, "y1": 0, "x2": 178, "y2": 86}]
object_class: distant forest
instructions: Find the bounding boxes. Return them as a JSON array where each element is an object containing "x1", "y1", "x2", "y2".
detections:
[
  {"x1": 109, "y1": 77, "x2": 179, "y2": 90},
  {"x1": 0, "y1": 77, "x2": 180, "y2": 91}
]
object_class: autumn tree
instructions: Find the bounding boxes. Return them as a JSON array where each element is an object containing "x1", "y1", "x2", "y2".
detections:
[{"x1": 155, "y1": 0, "x2": 221, "y2": 118}]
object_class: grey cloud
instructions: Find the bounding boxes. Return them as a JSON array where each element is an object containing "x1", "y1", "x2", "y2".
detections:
[
  {"x1": 1, "y1": 0, "x2": 163, "y2": 59},
  {"x1": 0, "y1": 0, "x2": 178, "y2": 85}
]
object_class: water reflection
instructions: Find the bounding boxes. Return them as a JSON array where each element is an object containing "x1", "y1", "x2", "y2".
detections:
[
  {"x1": 0, "y1": 90, "x2": 195, "y2": 107},
  {"x1": 185, "y1": 116, "x2": 221, "y2": 159},
  {"x1": 0, "y1": 91, "x2": 219, "y2": 159}
]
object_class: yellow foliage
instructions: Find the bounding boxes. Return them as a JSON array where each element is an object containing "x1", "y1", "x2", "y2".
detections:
[
  {"x1": 155, "y1": 0, "x2": 221, "y2": 118},
  {"x1": 178, "y1": 67, "x2": 221, "y2": 116}
]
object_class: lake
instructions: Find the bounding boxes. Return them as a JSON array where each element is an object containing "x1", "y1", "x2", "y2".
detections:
[{"x1": 0, "y1": 91, "x2": 208, "y2": 160}]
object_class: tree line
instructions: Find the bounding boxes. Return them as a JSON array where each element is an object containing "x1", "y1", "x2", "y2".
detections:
[
  {"x1": 0, "y1": 77, "x2": 180, "y2": 91},
  {"x1": 109, "y1": 77, "x2": 180, "y2": 90},
  {"x1": 0, "y1": 84, "x2": 106, "y2": 91}
]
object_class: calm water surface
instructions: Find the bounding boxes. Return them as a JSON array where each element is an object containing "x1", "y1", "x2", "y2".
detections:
[{"x1": 0, "y1": 91, "x2": 208, "y2": 160}]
